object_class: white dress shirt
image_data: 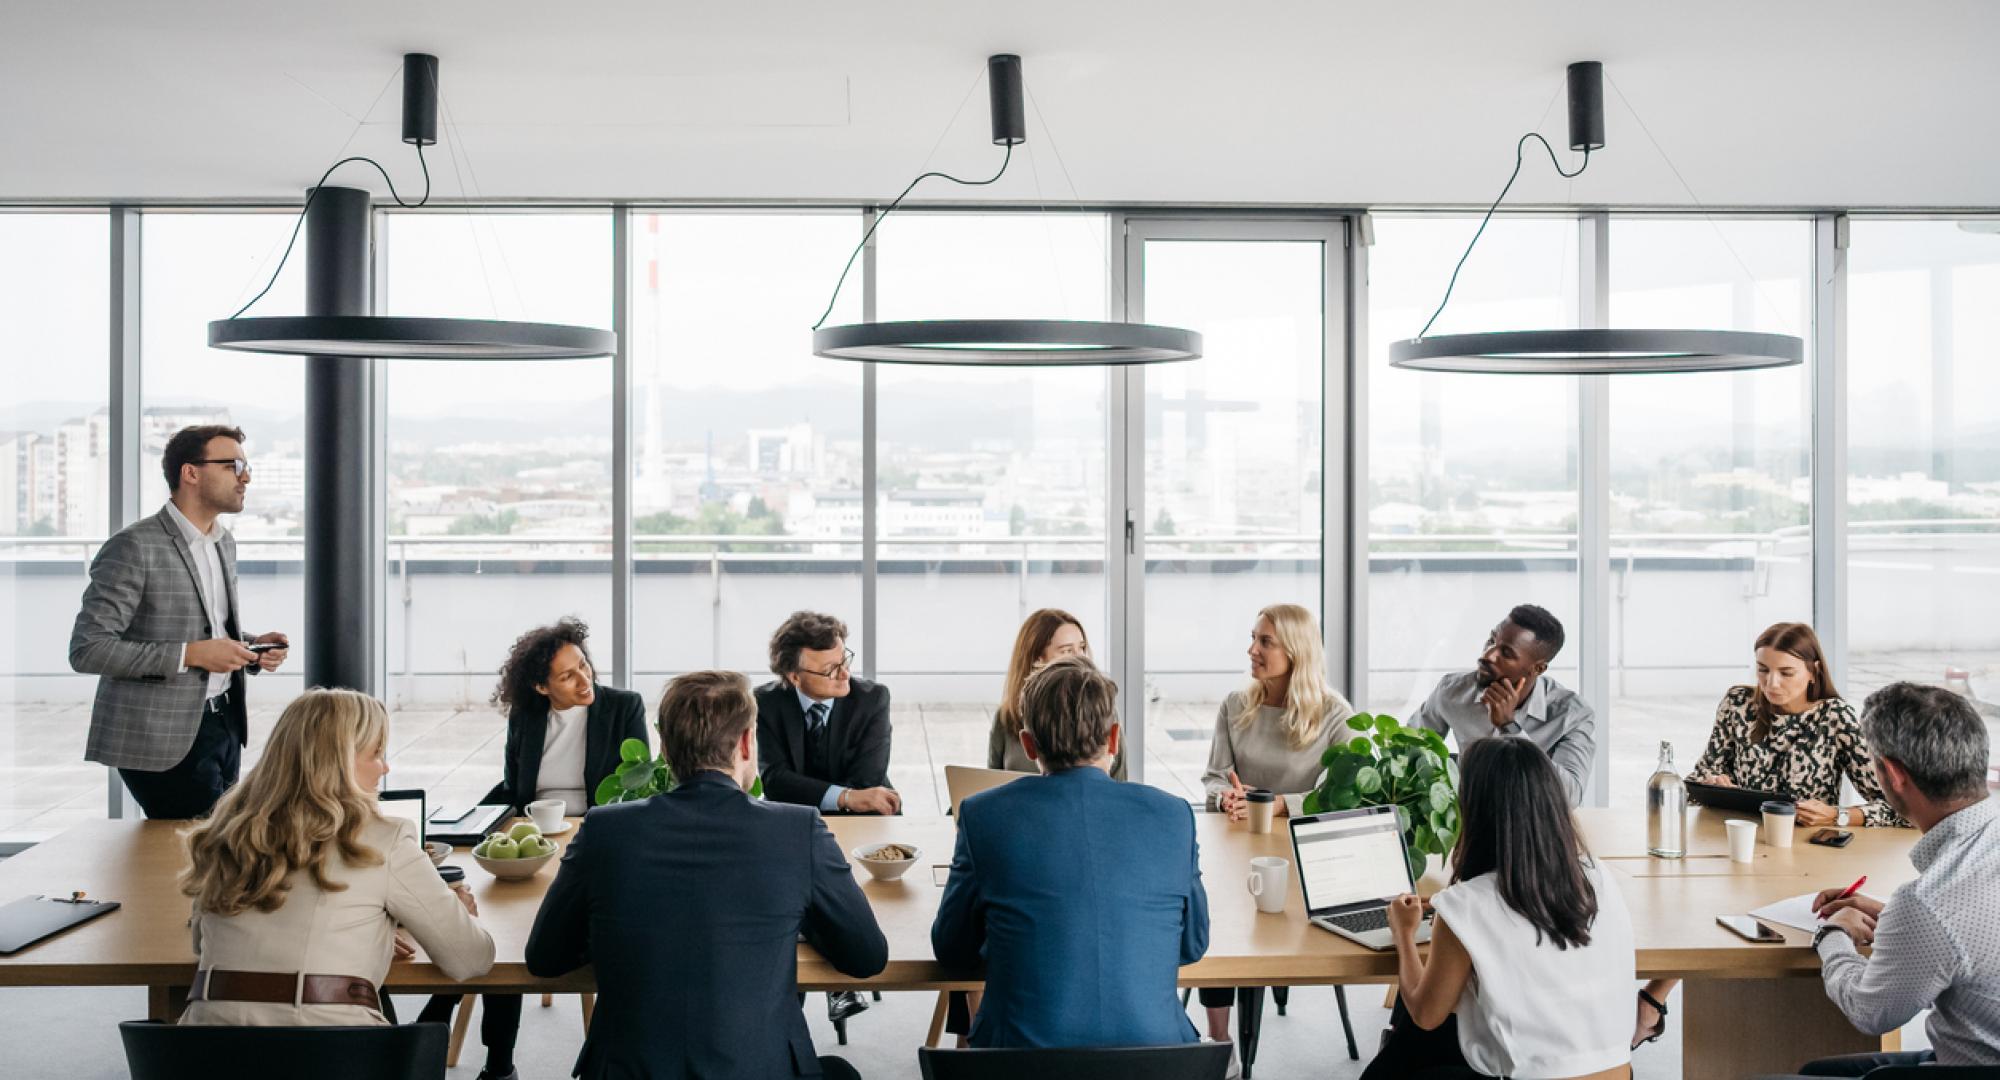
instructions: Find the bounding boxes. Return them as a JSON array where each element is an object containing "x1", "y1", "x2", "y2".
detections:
[
  {"x1": 1815, "y1": 795, "x2": 2000, "y2": 1065},
  {"x1": 164, "y1": 500, "x2": 233, "y2": 701},
  {"x1": 536, "y1": 704, "x2": 590, "y2": 815}
]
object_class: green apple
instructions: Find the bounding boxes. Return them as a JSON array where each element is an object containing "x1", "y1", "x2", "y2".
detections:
[
  {"x1": 484, "y1": 836, "x2": 520, "y2": 860},
  {"x1": 472, "y1": 840, "x2": 491, "y2": 858},
  {"x1": 507, "y1": 822, "x2": 542, "y2": 843},
  {"x1": 519, "y1": 836, "x2": 555, "y2": 859}
]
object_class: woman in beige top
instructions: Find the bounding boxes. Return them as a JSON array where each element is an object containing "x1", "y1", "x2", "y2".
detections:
[
  {"x1": 1197, "y1": 603, "x2": 1358, "y2": 1064},
  {"x1": 178, "y1": 688, "x2": 495, "y2": 1027},
  {"x1": 987, "y1": 608, "x2": 1126, "y2": 780}
]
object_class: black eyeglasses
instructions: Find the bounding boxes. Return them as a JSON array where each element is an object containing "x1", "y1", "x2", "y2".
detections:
[
  {"x1": 193, "y1": 458, "x2": 252, "y2": 478},
  {"x1": 798, "y1": 649, "x2": 856, "y2": 679}
]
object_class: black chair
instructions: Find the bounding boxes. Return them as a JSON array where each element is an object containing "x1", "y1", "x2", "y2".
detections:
[
  {"x1": 918, "y1": 1043, "x2": 1233, "y2": 1080},
  {"x1": 119, "y1": 1020, "x2": 449, "y2": 1080},
  {"x1": 1865, "y1": 1069, "x2": 2000, "y2": 1079},
  {"x1": 1179, "y1": 983, "x2": 1360, "y2": 1067}
]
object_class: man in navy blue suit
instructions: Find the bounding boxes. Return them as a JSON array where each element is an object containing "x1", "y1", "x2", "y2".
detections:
[
  {"x1": 526, "y1": 670, "x2": 888, "y2": 1079},
  {"x1": 932, "y1": 656, "x2": 1210, "y2": 1048}
]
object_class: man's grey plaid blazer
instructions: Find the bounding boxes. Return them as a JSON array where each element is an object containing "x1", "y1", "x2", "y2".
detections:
[{"x1": 69, "y1": 507, "x2": 255, "y2": 772}]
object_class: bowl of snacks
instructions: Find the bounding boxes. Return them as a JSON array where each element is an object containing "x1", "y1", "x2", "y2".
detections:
[
  {"x1": 423, "y1": 840, "x2": 453, "y2": 867},
  {"x1": 852, "y1": 842, "x2": 920, "y2": 882},
  {"x1": 472, "y1": 822, "x2": 560, "y2": 880}
]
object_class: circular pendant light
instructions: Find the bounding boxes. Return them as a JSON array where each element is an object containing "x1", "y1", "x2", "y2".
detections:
[
  {"x1": 808, "y1": 55, "x2": 1200, "y2": 368},
  {"x1": 209, "y1": 315, "x2": 615, "y2": 360},
  {"x1": 206, "y1": 54, "x2": 616, "y2": 363},
  {"x1": 1391, "y1": 61, "x2": 1804, "y2": 377},
  {"x1": 1389, "y1": 328, "x2": 1802, "y2": 375},
  {"x1": 813, "y1": 318, "x2": 1200, "y2": 366}
]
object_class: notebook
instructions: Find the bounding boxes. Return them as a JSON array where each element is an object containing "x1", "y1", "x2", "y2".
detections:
[{"x1": 0, "y1": 894, "x2": 122, "y2": 955}]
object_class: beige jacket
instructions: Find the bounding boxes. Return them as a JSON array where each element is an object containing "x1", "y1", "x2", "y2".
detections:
[{"x1": 179, "y1": 816, "x2": 495, "y2": 1026}]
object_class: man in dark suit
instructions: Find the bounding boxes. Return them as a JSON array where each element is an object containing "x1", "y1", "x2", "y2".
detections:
[
  {"x1": 754, "y1": 611, "x2": 899, "y2": 816},
  {"x1": 933, "y1": 657, "x2": 1209, "y2": 1048},
  {"x1": 527, "y1": 670, "x2": 887, "y2": 1080},
  {"x1": 415, "y1": 617, "x2": 648, "y2": 1080},
  {"x1": 68, "y1": 424, "x2": 289, "y2": 819}
]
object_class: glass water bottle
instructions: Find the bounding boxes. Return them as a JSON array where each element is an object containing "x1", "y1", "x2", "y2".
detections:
[{"x1": 1646, "y1": 741, "x2": 1687, "y2": 859}]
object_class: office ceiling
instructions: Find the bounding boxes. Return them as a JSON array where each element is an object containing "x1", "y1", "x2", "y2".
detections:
[{"x1": 6, "y1": 0, "x2": 1995, "y2": 208}]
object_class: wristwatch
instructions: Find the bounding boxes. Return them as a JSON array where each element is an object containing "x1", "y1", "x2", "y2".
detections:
[
  {"x1": 1813, "y1": 924, "x2": 1850, "y2": 950},
  {"x1": 1836, "y1": 807, "x2": 1851, "y2": 828}
]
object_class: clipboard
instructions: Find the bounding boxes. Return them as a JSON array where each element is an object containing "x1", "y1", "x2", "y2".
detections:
[{"x1": 0, "y1": 893, "x2": 122, "y2": 955}]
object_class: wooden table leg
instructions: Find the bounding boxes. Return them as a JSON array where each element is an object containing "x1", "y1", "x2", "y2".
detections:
[
  {"x1": 1682, "y1": 976, "x2": 1885, "y2": 1077},
  {"x1": 925, "y1": 992, "x2": 950, "y2": 1049},
  {"x1": 147, "y1": 984, "x2": 189, "y2": 1022},
  {"x1": 446, "y1": 995, "x2": 474, "y2": 1067}
]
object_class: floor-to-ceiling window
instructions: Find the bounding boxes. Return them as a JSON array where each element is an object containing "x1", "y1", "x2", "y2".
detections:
[
  {"x1": 1366, "y1": 215, "x2": 1583, "y2": 723},
  {"x1": 875, "y1": 212, "x2": 1112, "y2": 811},
  {"x1": 1606, "y1": 218, "x2": 1814, "y2": 803},
  {"x1": 382, "y1": 211, "x2": 612, "y2": 804},
  {"x1": 1136, "y1": 227, "x2": 1334, "y2": 801},
  {"x1": 1847, "y1": 220, "x2": 2000, "y2": 735},
  {"x1": 628, "y1": 211, "x2": 864, "y2": 696},
  {"x1": 1, "y1": 213, "x2": 109, "y2": 843}
]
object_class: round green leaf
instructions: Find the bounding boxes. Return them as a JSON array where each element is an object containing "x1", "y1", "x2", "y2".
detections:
[
  {"x1": 1331, "y1": 788, "x2": 1362, "y2": 810},
  {"x1": 1429, "y1": 781, "x2": 1453, "y2": 813},
  {"x1": 1346, "y1": 714, "x2": 1375, "y2": 732},
  {"x1": 1354, "y1": 766, "x2": 1382, "y2": 794},
  {"x1": 620, "y1": 763, "x2": 655, "y2": 791},
  {"x1": 619, "y1": 738, "x2": 649, "y2": 764}
]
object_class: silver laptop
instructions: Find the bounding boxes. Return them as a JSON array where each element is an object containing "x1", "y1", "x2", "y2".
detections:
[
  {"x1": 1289, "y1": 806, "x2": 1433, "y2": 950},
  {"x1": 944, "y1": 764, "x2": 1031, "y2": 818}
]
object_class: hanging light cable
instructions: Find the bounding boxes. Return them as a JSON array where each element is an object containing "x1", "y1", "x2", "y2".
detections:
[
  {"x1": 1387, "y1": 61, "x2": 1803, "y2": 375},
  {"x1": 811, "y1": 54, "x2": 1201, "y2": 366}
]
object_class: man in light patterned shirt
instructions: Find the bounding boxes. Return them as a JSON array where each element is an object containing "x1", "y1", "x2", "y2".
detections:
[{"x1": 1761, "y1": 681, "x2": 1998, "y2": 1076}]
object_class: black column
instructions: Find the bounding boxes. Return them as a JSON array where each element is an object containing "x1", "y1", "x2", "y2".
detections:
[{"x1": 303, "y1": 186, "x2": 373, "y2": 691}]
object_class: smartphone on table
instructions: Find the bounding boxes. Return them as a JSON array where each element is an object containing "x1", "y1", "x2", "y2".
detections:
[
  {"x1": 1717, "y1": 915, "x2": 1786, "y2": 943},
  {"x1": 1809, "y1": 828, "x2": 1854, "y2": 848}
]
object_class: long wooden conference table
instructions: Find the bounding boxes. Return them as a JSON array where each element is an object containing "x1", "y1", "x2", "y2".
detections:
[{"x1": 0, "y1": 805, "x2": 1917, "y2": 1078}]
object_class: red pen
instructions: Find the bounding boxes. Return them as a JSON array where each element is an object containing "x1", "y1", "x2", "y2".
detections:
[{"x1": 1820, "y1": 875, "x2": 1866, "y2": 914}]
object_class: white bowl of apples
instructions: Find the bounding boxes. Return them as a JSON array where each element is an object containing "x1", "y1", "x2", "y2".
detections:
[{"x1": 471, "y1": 822, "x2": 561, "y2": 880}]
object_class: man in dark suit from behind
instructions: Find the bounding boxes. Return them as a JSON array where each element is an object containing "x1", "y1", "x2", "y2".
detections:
[
  {"x1": 933, "y1": 657, "x2": 1210, "y2": 1048},
  {"x1": 527, "y1": 670, "x2": 887, "y2": 1080}
]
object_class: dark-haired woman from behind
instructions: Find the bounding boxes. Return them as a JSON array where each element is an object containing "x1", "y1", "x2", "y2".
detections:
[{"x1": 1361, "y1": 738, "x2": 1635, "y2": 1080}]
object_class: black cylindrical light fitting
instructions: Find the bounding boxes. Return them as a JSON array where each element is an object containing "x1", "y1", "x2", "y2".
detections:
[
  {"x1": 1567, "y1": 60, "x2": 1605, "y2": 152},
  {"x1": 987, "y1": 54, "x2": 1027, "y2": 146},
  {"x1": 402, "y1": 53, "x2": 439, "y2": 146}
]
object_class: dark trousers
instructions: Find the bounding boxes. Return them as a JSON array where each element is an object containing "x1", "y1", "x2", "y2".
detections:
[
  {"x1": 818, "y1": 1056, "x2": 862, "y2": 1080},
  {"x1": 415, "y1": 993, "x2": 521, "y2": 1066},
  {"x1": 1753, "y1": 1050, "x2": 1939, "y2": 1078},
  {"x1": 119, "y1": 699, "x2": 241, "y2": 819},
  {"x1": 1359, "y1": 996, "x2": 1482, "y2": 1080}
]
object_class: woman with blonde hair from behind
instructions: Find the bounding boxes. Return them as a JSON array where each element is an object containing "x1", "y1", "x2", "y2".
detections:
[
  {"x1": 179, "y1": 687, "x2": 494, "y2": 1027},
  {"x1": 1197, "y1": 603, "x2": 1358, "y2": 1068}
]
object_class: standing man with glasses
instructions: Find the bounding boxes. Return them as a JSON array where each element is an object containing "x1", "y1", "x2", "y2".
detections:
[{"x1": 69, "y1": 424, "x2": 290, "y2": 818}]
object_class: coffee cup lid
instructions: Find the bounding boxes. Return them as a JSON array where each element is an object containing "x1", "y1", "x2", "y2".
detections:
[
  {"x1": 1245, "y1": 789, "x2": 1276, "y2": 803},
  {"x1": 437, "y1": 865, "x2": 465, "y2": 883},
  {"x1": 1759, "y1": 800, "x2": 1797, "y2": 815}
]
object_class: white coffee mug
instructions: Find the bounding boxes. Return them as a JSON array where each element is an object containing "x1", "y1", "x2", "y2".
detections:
[
  {"x1": 527, "y1": 798, "x2": 566, "y2": 833},
  {"x1": 1247, "y1": 856, "x2": 1290, "y2": 914}
]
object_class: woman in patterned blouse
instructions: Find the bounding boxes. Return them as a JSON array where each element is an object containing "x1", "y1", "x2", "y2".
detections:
[
  {"x1": 1689, "y1": 621, "x2": 1903, "y2": 829},
  {"x1": 1633, "y1": 621, "x2": 1908, "y2": 1052}
]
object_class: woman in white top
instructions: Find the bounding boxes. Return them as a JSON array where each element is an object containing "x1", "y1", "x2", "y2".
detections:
[
  {"x1": 1197, "y1": 603, "x2": 1358, "y2": 1060},
  {"x1": 1366, "y1": 737, "x2": 1635, "y2": 1080},
  {"x1": 179, "y1": 688, "x2": 494, "y2": 1028}
]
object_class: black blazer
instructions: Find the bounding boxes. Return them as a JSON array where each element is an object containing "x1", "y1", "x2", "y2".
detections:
[
  {"x1": 754, "y1": 677, "x2": 893, "y2": 809},
  {"x1": 526, "y1": 771, "x2": 888, "y2": 1079},
  {"x1": 481, "y1": 685, "x2": 648, "y2": 813}
]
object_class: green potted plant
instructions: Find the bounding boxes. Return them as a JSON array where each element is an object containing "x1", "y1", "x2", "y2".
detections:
[
  {"x1": 1302, "y1": 713, "x2": 1460, "y2": 879},
  {"x1": 592, "y1": 738, "x2": 762, "y2": 805}
]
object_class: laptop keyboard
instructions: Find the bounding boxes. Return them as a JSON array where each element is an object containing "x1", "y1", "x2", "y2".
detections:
[{"x1": 1319, "y1": 909, "x2": 1391, "y2": 934}]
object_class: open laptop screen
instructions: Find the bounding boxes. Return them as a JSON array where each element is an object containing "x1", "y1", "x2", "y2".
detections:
[
  {"x1": 1291, "y1": 808, "x2": 1413, "y2": 914},
  {"x1": 378, "y1": 788, "x2": 427, "y2": 846}
]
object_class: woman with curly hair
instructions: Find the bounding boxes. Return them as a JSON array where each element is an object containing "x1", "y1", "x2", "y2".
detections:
[{"x1": 179, "y1": 688, "x2": 493, "y2": 1027}]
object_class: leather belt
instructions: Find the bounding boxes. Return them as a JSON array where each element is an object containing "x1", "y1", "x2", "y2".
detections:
[{"x1": 189, "y1": 969, "x2": 380, "y2": 1011}]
